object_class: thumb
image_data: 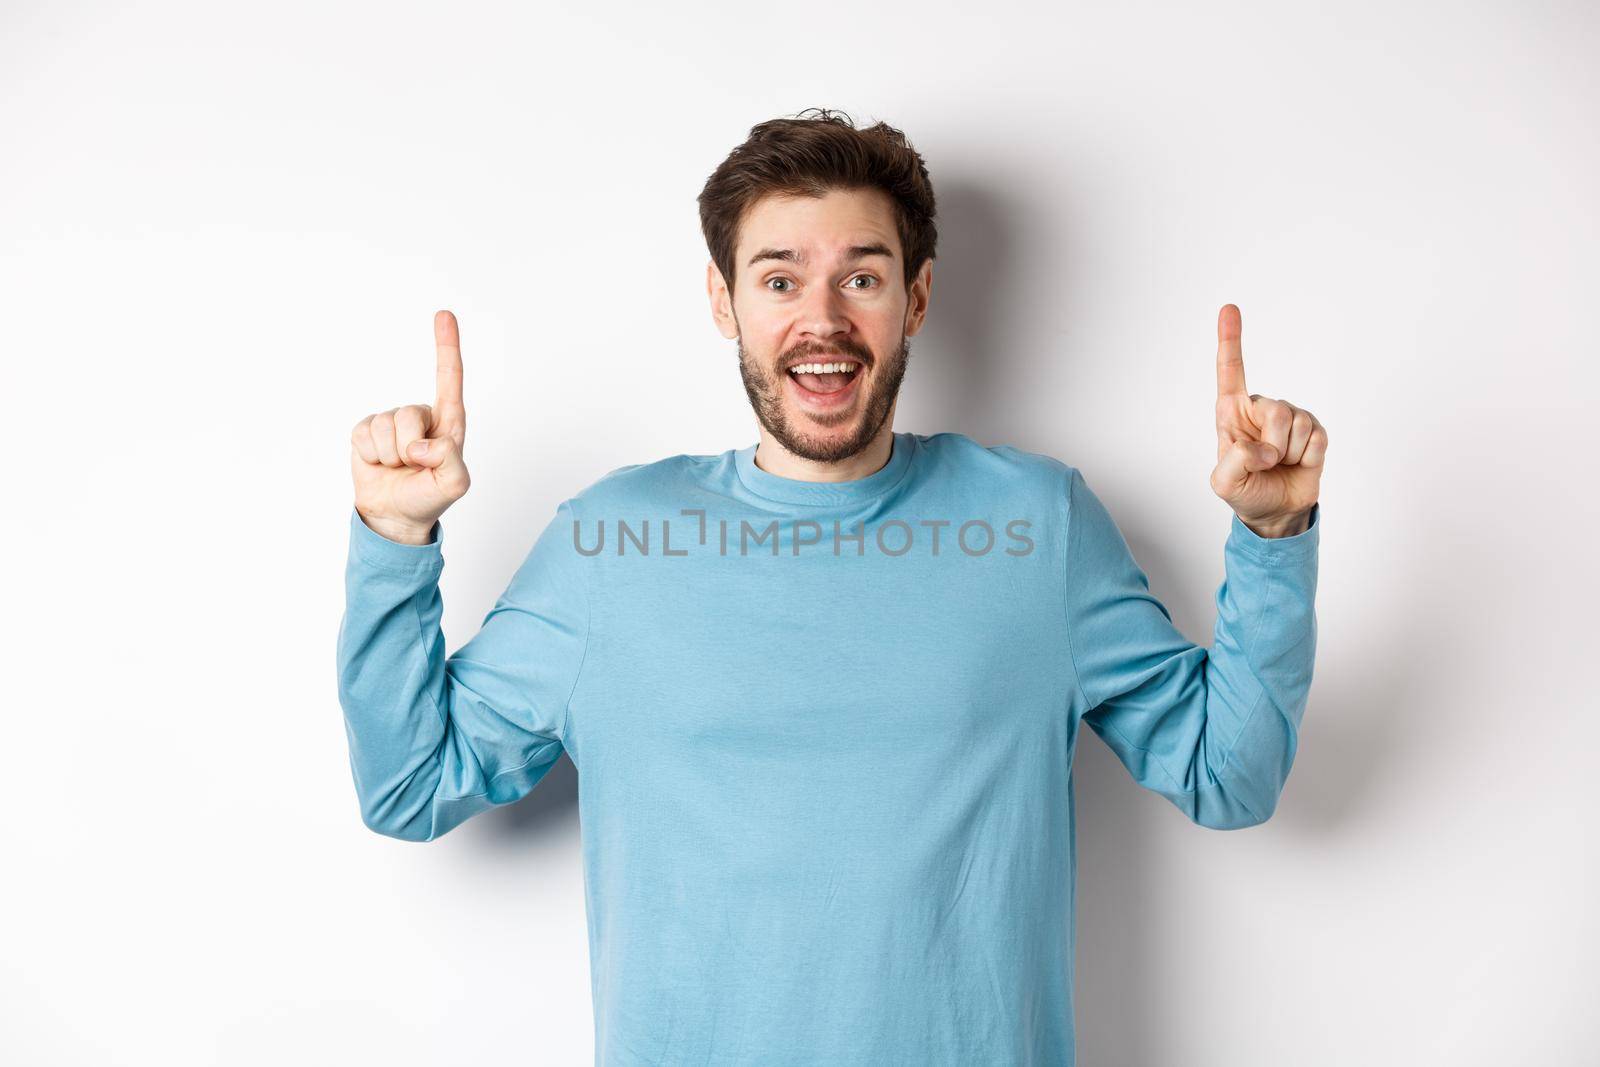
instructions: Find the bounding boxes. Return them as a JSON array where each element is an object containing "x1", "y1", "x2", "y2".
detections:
[
  {"x1": 1212, "y1": 439, "x2": 1280, "y2": 496},
  {"x1": 406, "y1": 435, "x2": 470, "y2": 493}
]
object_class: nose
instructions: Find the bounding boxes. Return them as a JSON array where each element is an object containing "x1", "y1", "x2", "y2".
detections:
[{"x1": 795, "y1": 280, "x2": 852, "y2": 343}]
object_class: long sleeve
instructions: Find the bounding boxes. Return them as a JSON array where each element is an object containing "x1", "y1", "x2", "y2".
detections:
[
  {"x1": 334, "y1": 500, "x2": 590, "y2": 842},
  {"x1": 1063, "y1": 466, "x2": 1320, "y2": 829}
]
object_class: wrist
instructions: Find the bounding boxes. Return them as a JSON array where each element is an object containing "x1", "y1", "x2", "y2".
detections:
[
  {"x1": 1241, "y1": 507, "x2": 1312, "y2": 539},
  {"x1": 356, "y1": 508, "x2": 436, "y2": 546}
]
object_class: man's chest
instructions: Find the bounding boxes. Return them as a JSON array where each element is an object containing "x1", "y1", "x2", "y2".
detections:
[{"x1": 573, "y1": 548, "x2": 1071, "y2": 763}]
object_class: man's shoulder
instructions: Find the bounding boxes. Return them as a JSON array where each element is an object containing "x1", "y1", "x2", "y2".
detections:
[
  {"x1": 563, "y1": 447, "x2": 730, "y2": 514},
  {"x1": 917, "y1": 431, "x2": 1079, "y2": 495}
]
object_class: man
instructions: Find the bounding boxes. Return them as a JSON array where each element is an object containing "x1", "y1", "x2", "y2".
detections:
[{"x1": 337, "y1": 108, "x2": 1326, "y2": 1065}]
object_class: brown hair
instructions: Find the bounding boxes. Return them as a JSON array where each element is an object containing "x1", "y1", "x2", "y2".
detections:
[{"x1": 697, "y1": 107, "x2": 938, "y2": 294}]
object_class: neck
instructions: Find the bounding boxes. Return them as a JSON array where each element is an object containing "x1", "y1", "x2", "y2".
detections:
[{"x1": 753, "y1": 418, "x2": 897, "y2": 483}]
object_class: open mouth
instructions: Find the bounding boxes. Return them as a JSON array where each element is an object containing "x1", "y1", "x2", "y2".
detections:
[{"x1": 785, "y1": 359, "x2": 863, "y2": 404}]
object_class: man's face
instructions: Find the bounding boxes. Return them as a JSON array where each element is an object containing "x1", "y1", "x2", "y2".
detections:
[{"x1": 708, "y1": 186, "x2": 932, "y2": 463}]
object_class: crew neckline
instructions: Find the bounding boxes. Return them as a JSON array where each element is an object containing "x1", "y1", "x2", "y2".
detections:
[{"x1": 734, "y1": 431, "x2": 918, "y2": 506}]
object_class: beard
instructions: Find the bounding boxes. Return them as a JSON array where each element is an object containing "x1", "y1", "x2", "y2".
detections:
[{"x1": 736, "y1": 329, "x2": 912, "y2": 464}]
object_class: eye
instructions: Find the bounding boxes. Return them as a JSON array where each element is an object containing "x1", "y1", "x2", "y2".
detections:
[{"x1": 765, "y1": 274, "x2": 879, "y2": 293}]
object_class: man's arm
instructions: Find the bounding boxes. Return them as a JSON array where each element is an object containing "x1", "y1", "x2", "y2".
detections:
[
  {"x1": 1063, "y1": 466, "x2": 1320, "y2": 829},
  {"x1": 334, "y1": 499, "x2": 589, "y2": 842}
]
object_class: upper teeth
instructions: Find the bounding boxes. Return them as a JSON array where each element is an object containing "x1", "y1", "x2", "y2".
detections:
[{"x1": 789, "y1": 362, "x2": 858, "y2": 374}]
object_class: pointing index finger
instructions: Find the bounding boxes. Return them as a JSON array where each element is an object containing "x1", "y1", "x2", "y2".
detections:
[
  {"x1": 1216, "y1": 303, "x2": 1247, "y2": 398},
  {"x1": 433, "y1": 309, "x2": 464, "y2": 438}
]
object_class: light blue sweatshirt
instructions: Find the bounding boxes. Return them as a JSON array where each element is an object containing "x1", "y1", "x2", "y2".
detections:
[{"x1": 335, "y1": 430, "x2": 1320, "y2": 1065}]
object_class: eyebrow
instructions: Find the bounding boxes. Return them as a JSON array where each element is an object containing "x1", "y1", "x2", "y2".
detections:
[{"x1": 746, "y1": 242, "x2": 896, "y2": 268}]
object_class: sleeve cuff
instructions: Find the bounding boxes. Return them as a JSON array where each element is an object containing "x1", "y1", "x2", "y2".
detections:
[
  {"x1": 1226, "y1": 501, "x2": 1320, "y2": 564},
  {"x1": 349, "y1": 505, "x2": 443, "y2": 575}
]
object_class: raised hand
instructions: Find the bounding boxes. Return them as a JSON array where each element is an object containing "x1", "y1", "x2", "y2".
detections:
[
  {"x1": 349, "y1": 310, "x2": 472, "y2": 545},
  {"x1": 1209, "y1": 304, "x2": 1328, "y2": 538}
]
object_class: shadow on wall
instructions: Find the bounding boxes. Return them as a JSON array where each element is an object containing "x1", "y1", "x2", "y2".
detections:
[
  {"x1": 483, "y1": 751, "x2": 579, "y2": 847},
  {"x1": 1072, "y1": 487, "x2": 1430, "y2": 1063},
  {"x1": 896, "y1": 171, "x2": 1042, "y2": 445}
]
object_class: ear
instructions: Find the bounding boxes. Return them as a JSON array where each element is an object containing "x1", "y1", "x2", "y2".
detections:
[
  {"x1": 903, "y1": 257, "x2": 934, "y2": 338},
  {"x1": 707, "y1": 259, "x2": 739, "y2": 340}
]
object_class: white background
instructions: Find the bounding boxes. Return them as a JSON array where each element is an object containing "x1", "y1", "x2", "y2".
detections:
[{"x1": 3, "y1": 1, "x2": 1595, "y2": 1063}]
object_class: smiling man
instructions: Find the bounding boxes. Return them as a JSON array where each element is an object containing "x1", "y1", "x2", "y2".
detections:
[
  {"x1": 337, "y1": 108, "x2": 1327, "y2": 1065},
  {"x1": 723, "y1": 189, "x2": 920, "y2": 473}
]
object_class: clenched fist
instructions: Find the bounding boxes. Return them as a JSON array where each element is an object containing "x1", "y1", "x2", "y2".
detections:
[
  {"x1": 350, "y1": 310, "x2": 471, "y2": 545},
  {"x1": 1209, "y1": 304, "x2": 1328, "y2": 539}
]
